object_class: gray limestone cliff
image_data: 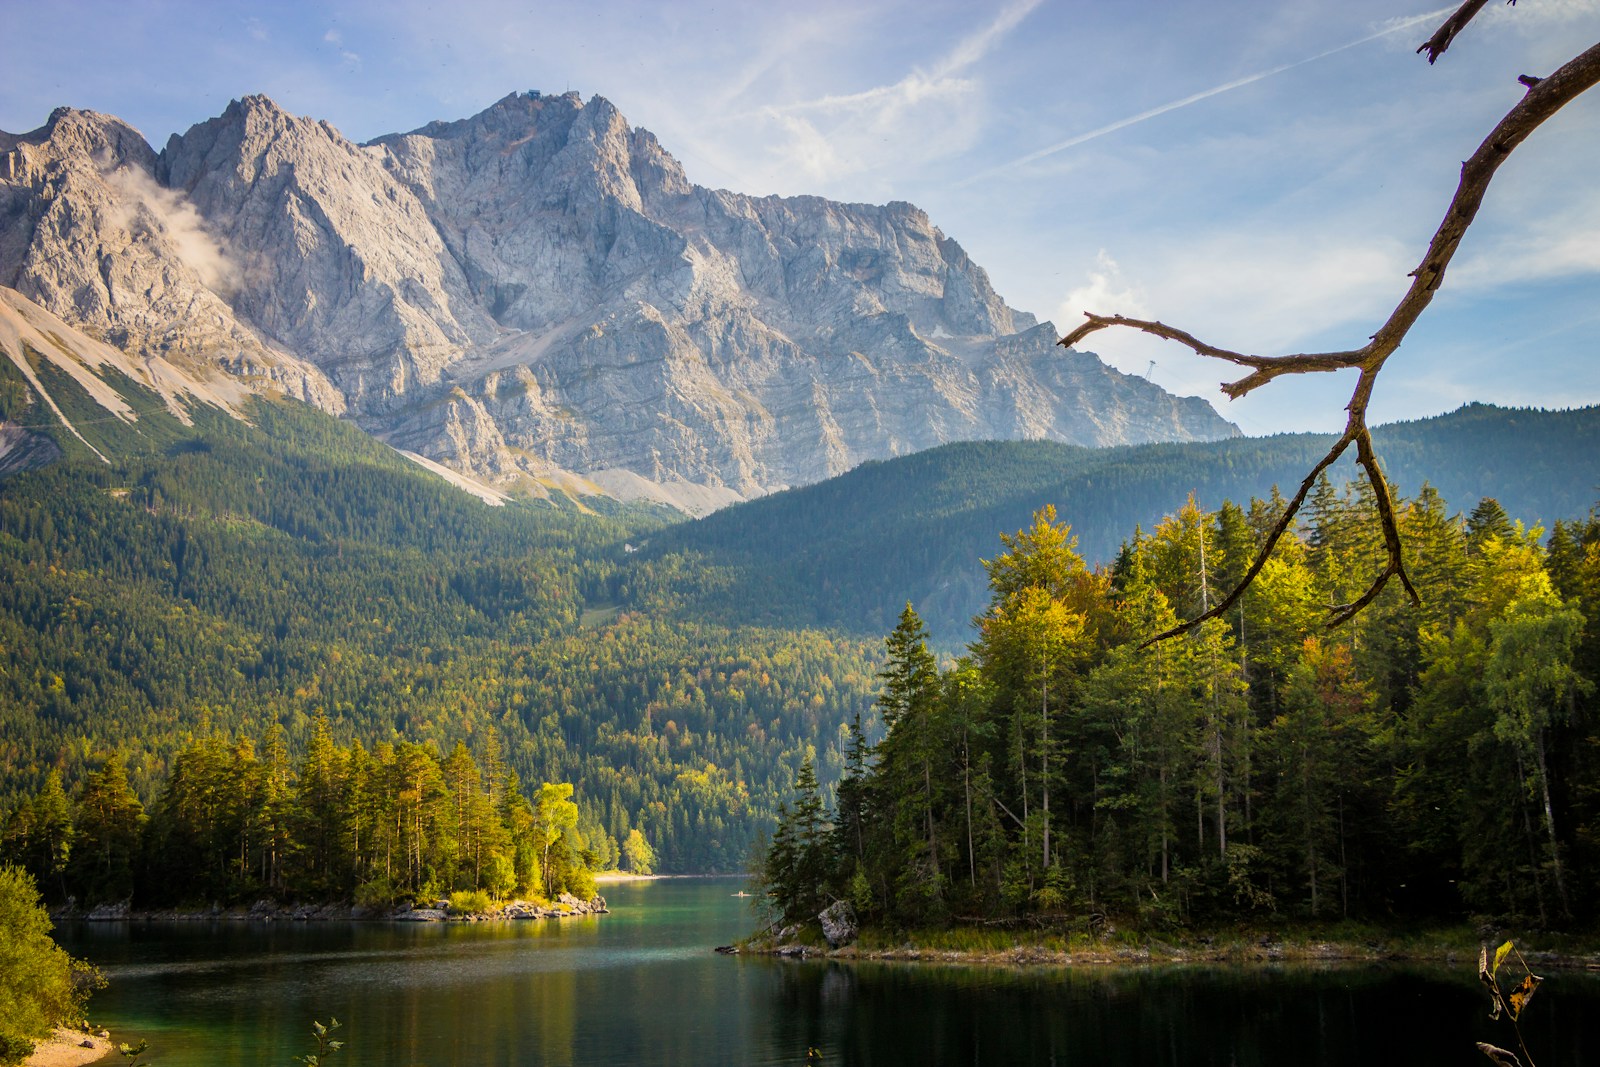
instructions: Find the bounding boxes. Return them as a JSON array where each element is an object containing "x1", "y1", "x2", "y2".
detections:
[
  {"x1": 0, "y1": 90, "x2": 1237, "y2": 507},
  {"x1": 0, "y1": 107, "x2": 343, "y2": 413}
]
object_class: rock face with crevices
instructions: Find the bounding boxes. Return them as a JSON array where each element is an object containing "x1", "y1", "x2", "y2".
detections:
[
  {"x1": 0, "y1": 90, "x2": 1236, "y2": 506},
  {"x1": 0, "y1": 107, "x2": 344, "y2": 413}
]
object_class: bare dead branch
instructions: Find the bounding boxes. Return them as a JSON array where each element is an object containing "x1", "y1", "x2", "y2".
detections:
[
  {"x1": 1080, "y1": 33, "x2": 1600, "y2": 642},
  {"x1": 1370, "y1": 40, "x2": 1600, "y2": 369},
  {"x1": 1060, "y1": 314, "x2": 1367, "y2": 400},
  {"x1": 1418, "y1": 0, "x2": 1512, "y2": 65},
  {"x1": 1330, "y1": 421, "x2": 1421, "y2": 618},
  {"x1": 1476, "y1": 1043, "x2": 1523, "y2": 1067},
  {"x1": 1140, "y1": 425, "x2": 1357, "y2": 647}
]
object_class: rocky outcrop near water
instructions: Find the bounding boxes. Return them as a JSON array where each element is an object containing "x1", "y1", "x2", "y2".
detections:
[
  {"x1": 1, "y1": 91, "x2": 1237, "y2": 507},
  {"x1": 54, "y1": 894, "x2": 608, "y2": 922},
  {"x1": 394, "y1": 893, "x2": 608, "y2": 922},
  {"x1": 818, "y1": 900, "x2": 859, "y2": 949}
]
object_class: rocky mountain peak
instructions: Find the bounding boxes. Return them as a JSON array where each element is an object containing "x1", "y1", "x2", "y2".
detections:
[
  {"x1": 159, "y1": 92, "x2": 499, "y2": 411},
  {"x1": 0, "y1": 100, "x2": 343, "y2": 414},
  {"x1": 1, "y1": 90, "x2": 1237, "y2": 510},
  {"x1": 44, "y1": 107, "x2": 158, "y2": 168},
  {"x1": 0, "y1": 107, "x2": 159, "y2": 188},
  {"x1": 163, "y1": 93, "x2": 346, "y2": 193},
  {"x1": 398, "y1": 90, "x2": 572, "y2": 142}
]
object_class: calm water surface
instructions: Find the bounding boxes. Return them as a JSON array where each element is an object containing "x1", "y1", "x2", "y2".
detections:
[{"x1": 57, "y1": 878, "x2": 1600, "y2": 1066}]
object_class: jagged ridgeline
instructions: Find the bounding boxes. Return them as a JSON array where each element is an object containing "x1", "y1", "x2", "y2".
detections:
[
  {"x1": 1, "y1": 91, "x2": 1232, "y2": 511},
  {"x1": 636, "y1": 403, "x2": 1600, "y2": 646}
]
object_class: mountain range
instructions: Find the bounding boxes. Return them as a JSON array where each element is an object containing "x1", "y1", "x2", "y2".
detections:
[
  {"x1": 8, "y1": 86, "x2": 1596, "y2": 878},
  {"x1": 1, "y1": 90, "x2": 1235, "y2": 512}
]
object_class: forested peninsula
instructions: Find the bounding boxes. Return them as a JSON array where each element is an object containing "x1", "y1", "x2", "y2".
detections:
[
  {"x1": 756, "y1": 482, "x2": 1600, "y2": 947},
  {"x1": 2, "y1": 717, "x2": 638, "y2": 914}
]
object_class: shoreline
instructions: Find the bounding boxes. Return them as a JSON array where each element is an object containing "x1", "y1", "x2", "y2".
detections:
[
  {"x1": 24, "y1": 1028, "x2": 113, "y2": 1067},
  {"x1": 49, "y1": 873, "x2": 752, "y2": 924},
  {"x1": 732, "y1": 927, "x2": 1600, "y2": 972},
  {"x1": 51, "y1": 891, "x2": 608, "y2": 924},
  {"x1": 747, "y1": 942, "x2": 1600, "y2": 971}
]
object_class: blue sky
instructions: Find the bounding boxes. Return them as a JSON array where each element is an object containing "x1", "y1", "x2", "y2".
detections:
[{"x1": 4, "y1": 0, "x2": 1598, "y2": 436}]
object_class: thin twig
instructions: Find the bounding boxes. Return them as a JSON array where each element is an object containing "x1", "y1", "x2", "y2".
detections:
[
  {"x1": 1477, "y1": 1043, "x2": 1523, "y2": 1067},
  {"x1": 1073, "y1": 27, "x2": 1600, "y2": 643},
  {"x1": 1140, "y1": 427, "x2": 1357, "y2": 646},
  {"x1": 1418, "y1": 0, "x2": 1511, "y2": 65}
]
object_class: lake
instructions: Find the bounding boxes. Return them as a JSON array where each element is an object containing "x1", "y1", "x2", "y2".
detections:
[{"x1": 56, "y1": 878, "x2": 1600, "y2": 1065}]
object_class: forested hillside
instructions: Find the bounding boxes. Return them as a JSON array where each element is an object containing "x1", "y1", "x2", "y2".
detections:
[
  {"x1": 638, "y1": 404, "x2": 1600, "y2": 646},
  {"x1": 3, "y1": 376, "x2": 1597, "y2": 905},
  {"x1": 761, "y1": 487, "x2": 1600, "y2": 929},
  {"x1": 0, "y1": 382, "x2": 879, "y2": 884}
]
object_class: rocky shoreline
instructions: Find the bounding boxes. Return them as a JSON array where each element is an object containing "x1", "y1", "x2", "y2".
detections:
[
  {"x1": 734, "y1": 936, "x2": 1600, "y2": 970},
  {"x1": 51, "y1": 892, "x2": 607, "y2": 923},
  {"x1": 722, "y1": 905, "x2": 1600, "y2": 971}
]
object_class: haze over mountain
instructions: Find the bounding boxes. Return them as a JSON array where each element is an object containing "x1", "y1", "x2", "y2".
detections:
[{"x1": 1, "y1": 90, "x2": 1235, "y2": 511}]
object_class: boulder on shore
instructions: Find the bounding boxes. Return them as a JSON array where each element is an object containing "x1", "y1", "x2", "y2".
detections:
[{"x1": 819, "y1": 900, "x2": 858, "y2": 949}]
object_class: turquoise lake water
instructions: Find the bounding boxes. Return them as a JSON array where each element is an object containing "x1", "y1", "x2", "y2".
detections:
[{"x1": 55, "y1": 878, "x2": 1600, "y2": 1065}]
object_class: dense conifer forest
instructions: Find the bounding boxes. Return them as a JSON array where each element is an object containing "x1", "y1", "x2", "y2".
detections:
[
  {"x1": 4, "y1": 724, "x2": 613, "y2": 908},
  {"x1": 2, "y1": 374, "x2": 1597, "y2": 926},
  {"x1": 0, "y1": 392, "x2": 878, "y2": 886},
  {"x1": 759, "y1": 484, "x2": 1600, "y2": 929}
]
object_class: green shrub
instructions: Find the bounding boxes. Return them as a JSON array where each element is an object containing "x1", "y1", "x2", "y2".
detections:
[
  {"x1": 0, "y1": 864, "x2": 101, "y2": 1065},
  {"x1": 354, "y1": 878, "x2": 400, "y2": 910},
  {"x1": 0, "y1": 1034, "x2": 36, "y2": 1067},
  {"x1": 448, "y1": 890, "x2": 494, "y2": 915},
  {"x1": 563, "y1": 867, "x2": 598, "y2": 902}
]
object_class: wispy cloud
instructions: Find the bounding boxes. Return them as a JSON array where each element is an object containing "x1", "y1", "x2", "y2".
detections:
[
  {"x1": 733, "y1": 0, "x2": 1044, "y2": 190},
  {"x1": 767, "y1": 0, "x2": 1043, "y2": 118},
  {"x1": 931, "y1": 0, "x2": 1042, "y2": 79},
  {"x1": 1058, "y1": 251, "x2": 1149, "y2": 327},
  {"x1": 958, "y1": 5, "x2": 1458, "y2": 187},
  {"x1": 1455, "y1": 221, "x2": 1600, "y2": 288}
]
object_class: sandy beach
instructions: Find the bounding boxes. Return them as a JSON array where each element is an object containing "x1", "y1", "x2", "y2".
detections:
[{"x1": 23, "y1": 1029, "x2": 112, "y2": 1067}]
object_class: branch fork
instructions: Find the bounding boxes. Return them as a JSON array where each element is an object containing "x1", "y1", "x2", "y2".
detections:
[{"x1": 1059, "y1": 6, "x2": 1600, "y2": 642}]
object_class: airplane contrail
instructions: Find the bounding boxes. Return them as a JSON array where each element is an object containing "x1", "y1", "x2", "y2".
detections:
[{"x1": 956, "y1": 5, "x2": 1458, "y2": 188}]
